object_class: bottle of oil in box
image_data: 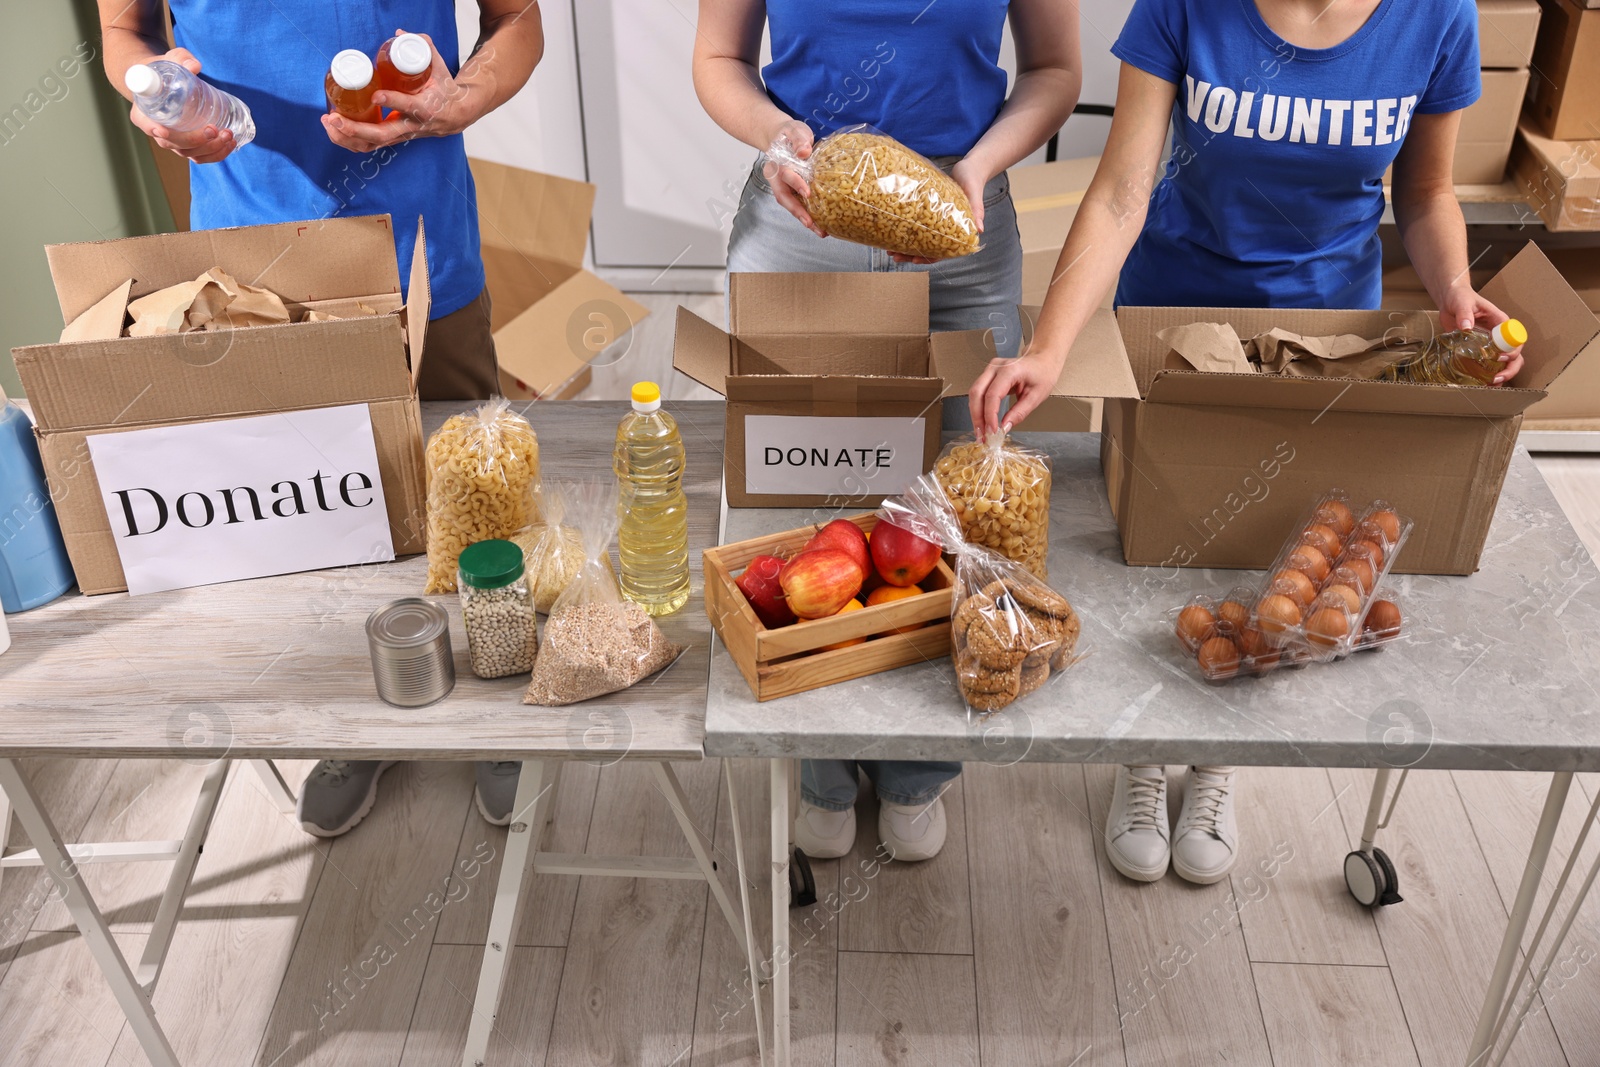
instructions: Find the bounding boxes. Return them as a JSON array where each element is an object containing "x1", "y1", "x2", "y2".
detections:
[
  {"x1": 1384, "y1": 319, "x2": 1527, "y2": 386},
  {"x1": 613, "y1": 382, "x2": 690, "y2": 616}
]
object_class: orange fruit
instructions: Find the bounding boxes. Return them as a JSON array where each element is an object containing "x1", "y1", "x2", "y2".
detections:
[
  {"x1": 814, "y1": 598, "x2": 866, "y2": 651},
  {"x1": 867, "y1": 583, "x2": 925, "y2": 635}
]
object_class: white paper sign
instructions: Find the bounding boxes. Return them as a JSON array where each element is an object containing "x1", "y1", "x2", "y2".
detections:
[
  {"x1": 743, "y1": 415, "x2": 927, "y2": 496},
  {"x1": 86, "y1": 404, "x2": 394, "y2": 595}
]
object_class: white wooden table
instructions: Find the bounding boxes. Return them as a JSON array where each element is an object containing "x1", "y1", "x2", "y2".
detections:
[{"x1": 0, "y1": 400, "x2": 764, "y2": 1067}]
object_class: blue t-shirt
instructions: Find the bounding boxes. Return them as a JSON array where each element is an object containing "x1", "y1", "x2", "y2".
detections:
[
  {"x1": 763, "y1": 0, "x2": 1010, "y2": 158},
  {"x1": 171, "y1": 1, "x2": 484, "y2": 319},
  {"x1": 1112, "y1": 0, "x2": 1480, "y2": 310}
]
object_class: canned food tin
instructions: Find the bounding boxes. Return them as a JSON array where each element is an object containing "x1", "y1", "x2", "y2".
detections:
[{"x1": 366, "y1": 598, "x2": 455, "y2": 707}]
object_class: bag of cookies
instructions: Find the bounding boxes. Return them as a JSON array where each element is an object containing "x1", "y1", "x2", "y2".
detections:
[
  {"x1": 524, "y1": 478, "x2": 682, "y2": 706},
  {"x1": 879, "y1": 476, "x2": 1080, "y2": 720},
  {"x1": 766, "y1": 124, "x2": 981, "y2": 261},
  {"x1": 934, "y1": 431, "x2": 1052, "y2": 579},
  {"x1": 423, "y1": 397, "x2": 541, "y2": 594}
]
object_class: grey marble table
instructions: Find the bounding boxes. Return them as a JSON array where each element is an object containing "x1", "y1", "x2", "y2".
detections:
[
  {"x1": 706, "y1": 431, "x2": 1600, "y2": 1067},
  {"x1": 706, "y1": 433, "x2": 1600, "y2": 774}
]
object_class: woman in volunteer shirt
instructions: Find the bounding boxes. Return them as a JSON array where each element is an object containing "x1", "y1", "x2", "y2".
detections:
[
  {"x1": 970, "y1": 0, "x2": 1523, "y2": 886},
  {"x1": 694, "y1": 0, "x2": 1081, "y2": 864}
]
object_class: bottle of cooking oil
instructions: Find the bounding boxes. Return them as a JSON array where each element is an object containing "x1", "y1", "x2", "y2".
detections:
[
  {"x1": 614, "y1": 381, "x2": 690, "y2": 615},
  {"x1": 1384, "y1": 319, "x2": 1527, "y2": 386}
]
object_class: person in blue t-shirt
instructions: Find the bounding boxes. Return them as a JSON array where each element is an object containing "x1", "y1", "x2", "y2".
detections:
[
  {"x1": 694, "y1": 0, "x2": 1082, "y2": 865},
  {"x1": 971, "y1": 0, "x2": 1524, "y2": 887},
  {"x1": 99, "y1": 0, "x2": 544, "y2": 839}
]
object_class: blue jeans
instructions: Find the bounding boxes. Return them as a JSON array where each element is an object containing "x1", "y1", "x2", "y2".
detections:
[
  {"x1": 727, "y1": 157, "x2": 1026, "y2": 432},
  {"x1": 801, "y1": 758, "x2": 963, "y2": 811},
  {"x1": 728, "y1": 155, "x2": 1015, "y2": 812}
]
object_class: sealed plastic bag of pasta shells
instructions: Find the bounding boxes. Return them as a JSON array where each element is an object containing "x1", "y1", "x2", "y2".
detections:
[
  {"x1": 766, "y1": 124, "x2": 980, "y2": 261},
  {"x1": 423, "y1": 397, "x2": 541, "y2": 594},
  {"x1": 934, "y1": 431, "x2": 1052, "y2": 579},
  {"x1": 878, "y1": 476, "x2": 1081, "y2": 721}
]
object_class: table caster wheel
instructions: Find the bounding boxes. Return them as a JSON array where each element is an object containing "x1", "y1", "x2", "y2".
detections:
[
  {"x1": 788, "y1": 846, "x2": 817, "y2": 908},
  {"x1": 1344, "y1": 847, "x2": 1404, "y2": 908}
]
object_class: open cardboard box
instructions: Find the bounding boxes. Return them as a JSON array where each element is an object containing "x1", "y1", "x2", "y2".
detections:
[
  {"x1": 469, "y1": 158, "x2": 648, "y2": 400},
  {"x1": 1043, "y1": 243, "x2": 1599, "y2": 575},
  {"x1": 10, "y1": 215, "x2": 429, "y2": 595},
  {"x1": 672, "y1": 272, "x2": 1095, "y2": 508}
]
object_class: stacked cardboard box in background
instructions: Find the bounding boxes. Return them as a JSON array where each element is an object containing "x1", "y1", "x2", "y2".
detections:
[
  {"x1": 1460, "y1": 0, "x2": 1542, "y2": 183},
  {"x1": 1513, "y1": 0, "x2": 1600, "y2": 230}
]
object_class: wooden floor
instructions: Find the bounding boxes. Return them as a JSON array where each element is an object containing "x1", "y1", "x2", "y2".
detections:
[{"x1": 5, "y1": 293, "x2": 1600, "y2": 1066}]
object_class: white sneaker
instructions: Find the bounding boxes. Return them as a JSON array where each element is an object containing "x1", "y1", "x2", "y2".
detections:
[
  {"x1": 878, "y1": 796, "x2": 947, "y2": 862},
  {"x1": 1172, "y1": 766, "x2": 1239, "y2": 884},
  {"x1": 794, "y1": 800, "x2": 856, "y2": 859},
  {"x1": 1106, "y1": 765, "x2": 1170, "y2": 882}
]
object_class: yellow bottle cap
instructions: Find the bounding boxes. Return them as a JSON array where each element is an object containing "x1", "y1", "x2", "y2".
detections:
[
  {"x1": 631, "y1": 381, "x2": 661, "y2": 405},
  {"x1": 1497, "y1": 319, "x2": 1528, "y2": 349}
]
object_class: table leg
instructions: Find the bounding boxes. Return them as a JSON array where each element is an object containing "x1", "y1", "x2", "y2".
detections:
[
  {"x1": 0, "y1": 778, "x2": 11, "y2": 894},
  {"x1": 723, "y1": 759, "x2": 768, "y2": 1067},
  {"x1": 248, "y1": 760, "x2": 297, "y2": 814},
  {"x1": 462, "y1": 759, "x2": 551, "y2": 1067},
  {"x1": 771, "y1": 758, "x2": 792, "y2": 1067},
  {"x1": 652, "y1": 761, "x2": 750, "y2": 960},
  {"x1": 137, "y1": 758, "x2": 230, "y2": 991},
  {"x1": 0, "y1": 759, "x2": 182, "y2": 1067},
  {"x1": 1465, "y1": 771, "x2": 1572, "y2": 1066}
]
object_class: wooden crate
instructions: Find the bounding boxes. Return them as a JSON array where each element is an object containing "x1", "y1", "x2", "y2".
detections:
[{"x1": 704, "y1": 513, "x2": 954, "y2": 701}]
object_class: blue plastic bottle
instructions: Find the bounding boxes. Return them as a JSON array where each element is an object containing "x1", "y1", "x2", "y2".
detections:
[{"x1": 0, "y1": 397, "x2": 75, "y2": 611}]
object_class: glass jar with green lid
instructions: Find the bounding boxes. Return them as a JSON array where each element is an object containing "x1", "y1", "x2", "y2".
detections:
[{"x1": 457, "y1": 539, "x2": 539, "y2": 678}]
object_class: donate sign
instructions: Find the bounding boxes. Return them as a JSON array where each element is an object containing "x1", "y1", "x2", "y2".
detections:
[
  {"x1": 86, "y1": 404, "x2": 394, "y2": 595},
  {"x1": 742, "y1": 415, "x2": 927, "y2": 497}
]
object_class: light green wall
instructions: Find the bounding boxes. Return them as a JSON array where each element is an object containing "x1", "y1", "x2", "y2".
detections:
[{"x1": 0, "y1": 0, "x2": 172, "y2": 399}]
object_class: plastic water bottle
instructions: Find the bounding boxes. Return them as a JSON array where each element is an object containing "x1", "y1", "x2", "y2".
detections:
[
  {"x1": 1385, "y1": 319, "x2": 1527, "y2": 386},
  {"x1": 0, "y1": 396, "x2": 75, "y2": 612},
  {"x1": 124, "y1": 60, "x2": 255, "y2": 147},
  {"x1": 614, "y1": 382, "x2": 690, "y2": 616}
]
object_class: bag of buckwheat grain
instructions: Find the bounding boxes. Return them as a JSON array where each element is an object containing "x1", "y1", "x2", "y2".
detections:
[{"x1": 523, "y1": 478, "x2": 682, "y2": 706}]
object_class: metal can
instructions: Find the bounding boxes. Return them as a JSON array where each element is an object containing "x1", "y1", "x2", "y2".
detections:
[{"x1": 366, "y1": 598, "x2": 455, "y2": 707}]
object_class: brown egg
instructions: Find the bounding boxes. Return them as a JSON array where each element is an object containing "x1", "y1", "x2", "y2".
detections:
[
  {"x1": 1256, "y1": 594, "x2": 1303, "y2": 636},
  {"x1": 1237, "y1": 626, "x2": 1281, "y2": 672},
  {"x1": 1216, "y1": 599, "x2": 1250, "y2": 635},
  {"x1": 1319, "y1": 584, "x2": 1362, "y2": 616},
  {"x1": 1315, "y1": 500, "x2": 1357, "y2": 538},
  {"x1": 1346, "y1": 538, "x2": 1386, "y2": 570},
  {"x1": 1304, "y1": 523, "x2": 1343, "y2": 560},
  {"x1": 1306, "y1": 606, "x2": 1351, "y2": 650},
  {"x1": 1285, "y1": 545, "x2": 1331, "y2": 584},
  {"x1": 1197, "y1": 636, "x2": 1241, "y2": 677},
  {"x1": 1176, "y1": 604, "x2": 1216, "y2": 648},
  {"x1": 1270, "y1": 569, "x2": 1318, "y2": 609},
  {"x1": 1334, "y1": 559, "x2": 1376, "y2": 595},
  {"x1": 1364, "y1": 600, "x2": 1403, "y2": 638},
  {"x1": 1365, "y1": 509, "x2": 1402, "y2": 544}
]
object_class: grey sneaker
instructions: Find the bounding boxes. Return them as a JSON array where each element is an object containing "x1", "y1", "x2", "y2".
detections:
[
  {"x1": 297, "y1": 760, "x2": 398, "y2": 837},
  {"x1": 475, "y1": 761, "x2": 521, "y2": 826}
]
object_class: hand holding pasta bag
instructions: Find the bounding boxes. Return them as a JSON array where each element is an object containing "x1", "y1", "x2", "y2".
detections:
[
  {"x1": 879, "y1": 476, "x2": 1081, "y2": 721},
  {"x1": 765, "y1": 124, "x2": 981, "y2": 261},
  {"x1": 423, "y1": 397, "x2": 541, "y2": 594},
  {"x1": 934, "y1": 431, "x2": 1052, "y2": 579},
  {"x1": 523, "y1": 478, "x2": 683, "y2": 707}
]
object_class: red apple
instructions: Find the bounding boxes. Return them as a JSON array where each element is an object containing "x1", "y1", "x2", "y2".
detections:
[
  {"x1": 780, "y1": 549, "x2": 865, "y2": 619},
  {"x1": 735, "y1": 553, "x2": 796, "y2": 629},
  {"x1": 871, "y1": 521, "x2": 941, "y2": 587},
  {"x1": 803, "y1": 519, "x2": 870, "y2": 576}
]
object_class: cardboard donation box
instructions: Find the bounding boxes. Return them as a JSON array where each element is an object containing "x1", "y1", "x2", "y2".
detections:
[
  {"x1": 470, "y1": 158, "x2": 648, "y2": 401},
  {"x1": 1071, "y1": 244, "x2": 1600, "y2": 576},
  {"x1": 10, "y1": 216, "x2": 428, "y2": 595},
  {"x1": 671, "y1": 272, "x2": 1093, "y2": 508}
]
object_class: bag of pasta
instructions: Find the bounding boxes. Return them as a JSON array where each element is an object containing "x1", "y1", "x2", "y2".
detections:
[
  {"x1": 424, "y1": 397, "x2": 541, "y2": 594},
  {"x1": 766, "y1": 124, "x2": 980, "y2": 261},
  {"x1": 934, "y1": 431, "x2": 1052, "y2": 579},
  {"x1": 523, "y1": 478, "x2": 683, "y2": 706},
  {"x1": 509, "y1": 482, "x2": 611, "y2": 614},
  {"x1": 880, "y1": 476, "x2": 1080, "y2": 721}
]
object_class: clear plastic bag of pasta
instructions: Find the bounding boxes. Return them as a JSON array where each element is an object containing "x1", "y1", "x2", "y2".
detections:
[
  {"x1": 523, "y1": 478, "x2": 682, "y2": 706},
  {"x1": 424, "y1": 397, "x2": 541, "y2": 594},
  {"x1": 880, "y1": 476, "x2": 1081, "y2": 720},
  {"x1": 933, "y1": 431, "x2": 1052, "y2": 579},
  {"x1": 766, "y1": 124, "x2": 980, "y2": 261}
]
